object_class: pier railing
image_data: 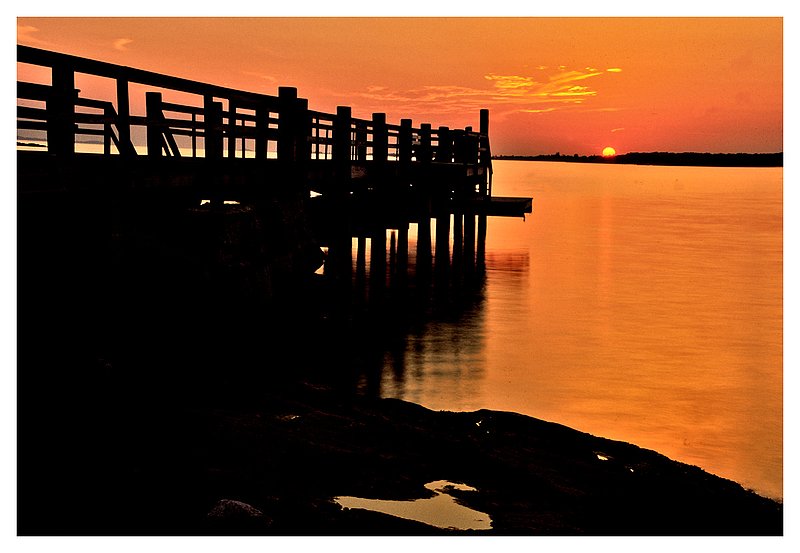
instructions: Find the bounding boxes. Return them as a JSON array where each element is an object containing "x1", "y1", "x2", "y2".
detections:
[{"x1": 17, "y1": 44, "x2": 492, "y2": 195}]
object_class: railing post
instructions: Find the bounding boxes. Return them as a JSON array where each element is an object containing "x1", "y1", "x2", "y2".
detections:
[
  {"x1": 435, "y1": 126, "x2": 451, "y2": 162},
  {"x1": 295, "y1": 97, "x2": 310, "y2": 166},
  {"x1": 480, "y1": 109, "x2": 491, "y2": 196},
  {"x1": 227, "y1": 99, "x2": 238, "y2": 159},
  {"x1": 372, "y1": 113, "x2": 388, "y2": 163},
  {"x1": 146, "y1": 92, "x2": 164, "y2": 158},
  {"x1": 116, "y1": 78, "x2": 133, "y2": 156},
  {"x1": 465, "y1": 126, "x2": 479, "y2": 165},
  {"x1": 416, "y1": 123, "x2": 433, "y2": 273},
  {"x1": 479, "y1": 109, "x2": 490, "y2": 155},
  {"x1": 399, "y1": 119, "x2": 412, "y2": 165},
  {"x1": 417, "y1": 123, "x2": 432, "y2": 163},
  {"x1": 333, "y1": 106, "x2": 352, "y2": 167},
  {"x1": 204, "y1": 96, "x2": 224, "y2": 160},
  {"x1": 202, "y1": 95, "x2": 224, "y2": 205},
  {"x1": 191, "y1": 113, "x2": 198, "y2": 157},
  {"x1": 453, "y1": 129, "x2": 466, "y2": 164},
  {"x1": 47, "y1": 63, "x2": 75, "y2": 157},
  {"x1": 277, "y1": 86, "x2": 298, "y2": 162},
  {"x1": 103, "y1": 104, "x2": 112, "y2": 155},
  {"x1": 355, "y1": 120, "x2": 368, "y2": 162},
  {"x1": 255, "y1": 99, "x2": 270, "y2": 159},
  {"x1": 327, "y1": 105, "x2": 353, "y2": 284}
]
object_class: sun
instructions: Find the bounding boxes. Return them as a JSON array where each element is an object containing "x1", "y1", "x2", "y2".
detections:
[{"x1": 602, "y1": 146, "x2": 617, "y2": 157}]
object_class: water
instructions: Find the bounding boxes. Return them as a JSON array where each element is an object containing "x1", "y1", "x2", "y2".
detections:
[
  {"x1": 334, "y1": 480, "x2": 492, "y2": 530},
  {"x1": 365, "y1": 160, "x2": 782, "y2": 501}
]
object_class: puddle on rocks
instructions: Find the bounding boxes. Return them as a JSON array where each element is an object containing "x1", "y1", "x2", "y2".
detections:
[{"x1": 333, "y1": 480, "x2": 492, "y2": 531}]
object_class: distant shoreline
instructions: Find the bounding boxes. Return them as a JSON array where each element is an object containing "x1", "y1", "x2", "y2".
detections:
[{"x1": 493, "y1": 152, "x2": 783, "y2": 168}]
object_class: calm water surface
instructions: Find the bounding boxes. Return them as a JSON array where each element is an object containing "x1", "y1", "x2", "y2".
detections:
[{"x1": 369, "y1": 160, "x2": 782, "y2": 501}]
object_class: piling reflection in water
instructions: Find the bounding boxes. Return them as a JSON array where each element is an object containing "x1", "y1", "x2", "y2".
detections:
[{"x1": 317, "y1": 213, "x2": 489, "y2": 401}]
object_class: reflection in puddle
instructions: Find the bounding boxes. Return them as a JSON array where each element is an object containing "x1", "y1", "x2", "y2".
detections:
[{"x1": 334, "y1": 480, "x2": 492, "y2": 531}]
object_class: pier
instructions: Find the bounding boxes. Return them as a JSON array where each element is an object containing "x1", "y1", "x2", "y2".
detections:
[{"x1": 17, "y1": 44, "x2": 531, "y2": 291}]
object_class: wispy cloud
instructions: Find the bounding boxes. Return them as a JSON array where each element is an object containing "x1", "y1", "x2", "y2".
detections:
[
  {"x1": 353, "y1": 65, "x2": 617, "y2": 118},
  {"x1": 17, "y1": 24, "x2": 50, "y2": 46},
  {"x1": 484, "y1": 74, "x2": 536, "y2": 90},
  {"x1": 242, "y1": 71, "x2": 277, "y2": 84},
  {"x1": 611, "y1": 127, "x2": 625, "y2": 133},
  {"x1": 520, "y1": 108, "x2": 557, "y2": 114},
  {"x1": 113, "y1": 38, "x2": 133, "y2": 51}
]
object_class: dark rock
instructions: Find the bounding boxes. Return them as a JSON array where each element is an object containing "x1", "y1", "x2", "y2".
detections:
[{"x1": 206, "y1": 499, "x2": 272, "y2": 531}]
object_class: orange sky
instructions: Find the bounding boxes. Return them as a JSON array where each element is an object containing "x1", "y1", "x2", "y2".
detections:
[{"x1": 17, "y1": 17, "x2": 783, "y2": 156}]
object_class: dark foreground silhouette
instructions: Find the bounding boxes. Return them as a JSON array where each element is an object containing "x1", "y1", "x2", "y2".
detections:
[
  {"x1": 17, "y1": 366, "x2": 783, "y2": 536},
  {"x1": 17, "y1": 194, "x2": 782, "y2": 536}
]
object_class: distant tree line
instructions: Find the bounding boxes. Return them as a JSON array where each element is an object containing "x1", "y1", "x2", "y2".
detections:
[{"x1": 493, "y1": 151, "x2": 783, "y2": 167}]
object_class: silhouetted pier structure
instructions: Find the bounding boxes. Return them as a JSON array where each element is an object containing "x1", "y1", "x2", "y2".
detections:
[{"x1": 17, "y1": 45, "x2": 532, "y2": 291}]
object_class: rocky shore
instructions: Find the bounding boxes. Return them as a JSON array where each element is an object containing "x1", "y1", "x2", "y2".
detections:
[{"x1": 17, "y1": 368, "x2": 782, "y2": 536}]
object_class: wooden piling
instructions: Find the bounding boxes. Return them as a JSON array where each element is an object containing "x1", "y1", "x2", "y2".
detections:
[
  {"x1": 464, "y1": 211, "x2": 476, "y2": 269},
  {"x1": 416, "y1": 218, "x2": 432, "y2": 274},
  {"x1": 370, "y1": 227, "x2": 386, "y2": 290},
  {"x1": 356, "y1": 235, "x2": 367, "y2": 277},
  {"x1": 146, "y1": 92, "x2": 164, "y2": 158},
  {"x1": 329, "y1": 105, "x2": 354, "y2": 283},
  {"x1": 477, "y1": 214, "x2": 487, "y2": 270},
  {"x1": 435, "y1": 213, "x2": 451, "y2": 272},
  {"x1": 115, "y1": 78, "x2": 133, "y2": 156},
  {"x1": 397, "y1": 224, "x2": 409, "y2": 272},
  {"x1": 453, "y1": 210, "x2": 463, "y2": 268},
  {"x1": 389, "y1": 230, "x2": 397, "y2": 272}
]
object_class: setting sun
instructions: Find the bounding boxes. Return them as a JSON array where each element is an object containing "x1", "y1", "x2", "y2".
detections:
[{"x1": 602, "y1": 146, "x2": 617, "y2": 157}]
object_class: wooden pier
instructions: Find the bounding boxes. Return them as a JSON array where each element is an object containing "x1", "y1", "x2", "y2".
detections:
[{"x1": 17, "y1": 45, "x2": 532, "y2": 289}]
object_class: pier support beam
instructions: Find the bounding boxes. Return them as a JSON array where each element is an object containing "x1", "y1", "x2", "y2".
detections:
[
  {"x1": 356, "y1": 235, "x2": 367, "y2": 279},
  {"x1": 464, "y1": 212, "x2": 476, "y2": 270},
  {"x1": 453, "y1": 210, "x2": 463, "y2": 269},
  {"x1": 477, "y1": 214, "x2": 488, "y2": 271},
  {"x1": 416, "y1": 217, "x2": 432, "y2": 276},
  {"x1": 326, "y1": 105, "x2": 354, "y2": 285},
  {"x1": 370, "y1": 227, "x2": 386, "y2": 291},
  {"x1": 397, "y1": 224, "x2": 409, "y2": 274},
  {"x1": 435, "y1": 213, "x2": 451, "y2": 275}
]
